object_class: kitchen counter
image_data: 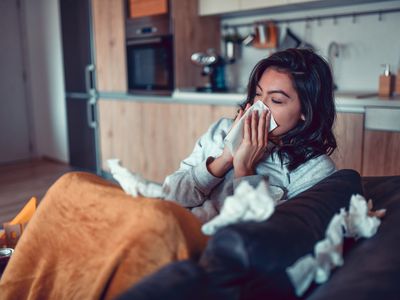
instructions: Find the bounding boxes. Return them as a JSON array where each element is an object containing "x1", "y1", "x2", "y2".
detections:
[{"x1": 98, "y1": 90, "x2": 400, "y2": 113}]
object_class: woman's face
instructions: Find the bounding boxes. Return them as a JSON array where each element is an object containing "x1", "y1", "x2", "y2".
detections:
[{"x1": 253, "y1": 67, "x2": 304, "y2": 138}]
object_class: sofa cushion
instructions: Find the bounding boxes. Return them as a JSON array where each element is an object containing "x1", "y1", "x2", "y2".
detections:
[
  {"x1": 116, "y1": 169, "x2": 364, "y2": 300},
  {"x1": 200, "y1": 169, "x2": 363, "y2": 299},
  {"x1": 307, "y1": 175, "x2": 400, "y2": 300}
]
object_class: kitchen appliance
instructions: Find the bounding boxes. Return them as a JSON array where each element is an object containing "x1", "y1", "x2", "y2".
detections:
[
  {"x1": 125, "y1": 14, "x2": 174, "y2": 95},
  {"x1": 191, "y1": 49, "x2": 226, "y2": 92},
  {"x1": 59, "y1": 0, "x2": 99, "y2": 173},
  {"x1": 222, "y1": 28, "x2": 243, "y2": 63}
]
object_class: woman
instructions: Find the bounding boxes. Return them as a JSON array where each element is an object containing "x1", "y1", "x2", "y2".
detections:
[
  {"x1": 0, "y1": 48, "x2": 338, "y2": 300},
  {"x1": 162, "y1": 48, "x2": 337, "y2": 223}
]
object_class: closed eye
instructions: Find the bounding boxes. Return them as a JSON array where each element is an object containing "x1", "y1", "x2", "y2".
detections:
[{"x1": 272, "y1": 98, "x2": 283, "y2": 104}]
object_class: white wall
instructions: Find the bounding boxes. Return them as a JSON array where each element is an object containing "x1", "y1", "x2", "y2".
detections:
[
  {"x1": 222, "y1": 1, "x2": 400, "y2": 93},
  {"x1": 23, "y1": 0, "x2": 68, "y2": 163}
]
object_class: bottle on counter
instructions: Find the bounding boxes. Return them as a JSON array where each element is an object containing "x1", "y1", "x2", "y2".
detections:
[{"x1": 379, "y1": 64, "x2": 395, "y2": 98}]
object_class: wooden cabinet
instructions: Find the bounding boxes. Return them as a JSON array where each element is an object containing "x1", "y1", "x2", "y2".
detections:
[
  {"x1": 363, "y1": 130, "x2": 400, "y2": 176},
  {"x1": 129, "y1": 0, "x2": 168, "y2": 18},
  {"x1": 98, "y1": 103, "x2": 399, "y2": 181},
  {"x1": 331, "y1": 112, "x2": 364, "y2": 174},
  {"x1": 90, "y1": 0, "x2": 220, "y2": 92},
  {"x1": 98, "y1": 100, "x2": 236, "y2": 182},
  {"x1": 362, "y1": 108, "x2": 400, "y2": 176},
  {"x1": 171, "y1": 0, "x2": 221, "y2": 89},
  {"x1": 332, "y1": 109, "x2": 400, "y2": 176},
  {"x1": 92, "y1": 0, "x2": 127, "y2": 92}
]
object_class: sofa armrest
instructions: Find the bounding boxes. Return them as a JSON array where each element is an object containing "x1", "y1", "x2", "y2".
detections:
[{"x1": 200, "y1": 169, "x2": 363, "y2": 299}]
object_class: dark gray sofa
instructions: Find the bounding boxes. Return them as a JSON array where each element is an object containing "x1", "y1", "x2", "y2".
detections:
[{"x1": 116, "y1": 170, "x2": 400, "y2": 300}]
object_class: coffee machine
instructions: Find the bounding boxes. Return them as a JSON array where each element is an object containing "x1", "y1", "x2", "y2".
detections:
[{"x1": 191, "y1": 48, "x2": 227, "y2": 92}]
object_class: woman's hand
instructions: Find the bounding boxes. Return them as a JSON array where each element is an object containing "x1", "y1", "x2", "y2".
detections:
[
  {"x1": 367, "y1": 199, "x2": 386, "y2": 218},
  {"x1": 233, "y1": 109, "x2": 271, "y2": 178},
  {"x1": 207, "y1": 104, "x2": 249, "y2": 178}
]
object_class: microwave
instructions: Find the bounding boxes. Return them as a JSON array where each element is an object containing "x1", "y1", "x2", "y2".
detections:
[{"x1": 126, "y1": 15, "x2": 174, "y2": 95}]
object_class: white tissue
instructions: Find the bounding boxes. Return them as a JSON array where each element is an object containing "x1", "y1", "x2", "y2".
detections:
[
  {"x1": 107, "y1": 159, "x2": 164, "y2": 198},
  {"x1": 201, "y1": 180, "x2": 277, "y2": 235},
  {"x1": 286, "y1": 194, "x2": 383, "y2": 297},
  {"x1": 224, "y1": 101, "x2": 278, "y2": 155},
  {"x1": 344, "y1": 194, "x2": 381, "y2": 238}
]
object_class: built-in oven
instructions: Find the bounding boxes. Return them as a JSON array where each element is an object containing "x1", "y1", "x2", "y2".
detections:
[{"x1": 126, "y1": 15, "x2": 174, "y2": 95}]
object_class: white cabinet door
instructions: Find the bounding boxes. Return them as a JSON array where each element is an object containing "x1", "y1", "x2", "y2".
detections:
[
  {"x1": 286, "y1": 0, "x2": 321, "y2": 3},
  {"x1": 198, "y1": 0, "x2": 240, "y2": 15},
  {"x1": 239, "y1": 0, "x2": 289, "y2": 10}
]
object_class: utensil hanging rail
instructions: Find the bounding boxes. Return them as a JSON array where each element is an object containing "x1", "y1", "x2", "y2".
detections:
[{"x1": 222, "y1": 7, "x2": 400, "y2": 30}]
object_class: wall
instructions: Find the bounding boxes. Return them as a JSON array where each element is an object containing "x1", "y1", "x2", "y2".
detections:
[
  {"x1": 23, "y1": 0, "x2": 69, "y2": 163},
  {"x1": 222, "y1": 0, "x2": 400, "y2": 93}
]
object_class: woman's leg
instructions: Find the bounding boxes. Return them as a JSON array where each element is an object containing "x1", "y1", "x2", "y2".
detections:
[{"x1": 0, "y1": 172, "x2": 207, "y2": 300}]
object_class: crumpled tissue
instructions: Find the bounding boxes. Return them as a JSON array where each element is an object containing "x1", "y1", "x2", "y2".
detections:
[
  {"x1": 107, "y1": 159, "x2": 164, "y2": 198},
  {"x1": 202, "y1": 180, "x2": 277, "y2": 235},
  {"x1": 286, "y1": 194, "x2": 384, "y2": 297},
  {"x1": 224, "y1": 101, "x2": 278, "y2": 155}
]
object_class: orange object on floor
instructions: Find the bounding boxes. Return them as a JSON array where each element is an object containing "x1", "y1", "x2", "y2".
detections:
[
  {"x1": 0, "y1": 172, "x2": 207, "y2": 300},
  {"x1": 0, "y1": 197, "x2": 37, "y2": 248},
  {"x1": 10, "y1": 197, "x2": 37, "y2": 225}
]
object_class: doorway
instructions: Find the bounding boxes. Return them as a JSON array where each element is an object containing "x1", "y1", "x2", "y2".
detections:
[{"x1": 0, "y1": 0, "x2": 32, "y2": 164}]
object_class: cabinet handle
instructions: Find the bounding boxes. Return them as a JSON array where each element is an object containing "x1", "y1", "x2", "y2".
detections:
[
  {"x1": 86, "y1": 97, "x2": 97, "y2": 129},
  {"x1": 126, "y1": 37, "x2": 162, "y2": 46},
  {"x1": 85, "y1": 64, "x2": 95, "y2": 94}
]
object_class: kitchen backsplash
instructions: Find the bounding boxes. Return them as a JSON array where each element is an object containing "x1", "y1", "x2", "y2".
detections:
[{"x1": 221, "y1": 0, "x2": 400, "y2": 93}]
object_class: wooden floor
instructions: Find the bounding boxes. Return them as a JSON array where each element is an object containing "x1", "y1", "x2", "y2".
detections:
[{"x1": 0, "y1": 159, "x2": 74, "y2": 224}]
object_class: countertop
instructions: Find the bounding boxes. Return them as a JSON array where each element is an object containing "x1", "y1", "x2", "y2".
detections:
[{"x1": 97, "y1": 90, "x2": 400, "y2": 113}]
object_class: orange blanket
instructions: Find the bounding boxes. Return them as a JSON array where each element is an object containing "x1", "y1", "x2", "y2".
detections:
[{"x1": 0, "y1": 172, "x2": 208, "y2": 300}]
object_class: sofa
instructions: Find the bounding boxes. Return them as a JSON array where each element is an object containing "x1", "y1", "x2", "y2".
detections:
[{"x1": 116, "y1": 169, "x2": 400, "y2": 300}]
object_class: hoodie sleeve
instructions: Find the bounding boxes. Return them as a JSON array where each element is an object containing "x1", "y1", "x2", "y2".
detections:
[{"x1": 162, "y1": 118, "x2": 231, "y2": 207}]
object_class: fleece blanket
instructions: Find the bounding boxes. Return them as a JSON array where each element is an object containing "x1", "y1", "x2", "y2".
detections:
[{"x1": 0, "y1": 172, "x2": 208, "y2": 300}]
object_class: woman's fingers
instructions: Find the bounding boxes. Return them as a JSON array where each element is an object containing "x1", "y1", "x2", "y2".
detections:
[
  {"x1": 265, "y1": 110, "x2": 271, "y2": 145},
  {"x1": 244, "y1": 111, "x2": 251, "y2": 142},
  {"x1": 251, "y1": 111, "x2": 258, "y2": 144},
  {"x1": 258, "y1": 110, "x2": 267, "y2": 147},
  {"x1": 235, "y1": 108, "x2": 244, "y2": 123},
  {"x1": 367, "y1": 199, "x2": 386, "y2": 218}
]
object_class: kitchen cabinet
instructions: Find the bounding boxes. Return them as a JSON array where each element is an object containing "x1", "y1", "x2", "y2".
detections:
[
  {"x1": 362, "y1": 108, "x2": 400, "y2": 176},
  {"x1": 363, "y1": 131, "x2": 400, "y2": 176},
  {"x1": 198, "y1": 0, "x2": 240, "y2": 16},
  {"x1": 91, "y1": 0, "x2": 220, "y2": 173},
  {"x1": 198, "y1": 0, "x2": 321, "y2": 15},
  {"x1": 171, "y1": 0, "x2": 221, "y2": 89},
  {"x1": 129, "y1": 0, "x2": 168, "y2": 18},
  {"x1": 98, "y1": 100, "x2": 400, "y2": 181},
  {"x1": 240, "y1": 0, "x2": 289, "y2": 11},
  {"x1": 331, "y1": 109, "x2": 400, "y2": 176},
  {"x1": 90, "y1": 0, "x2": 220, "y2": 91},
  {"x1": 331, "y1": 112, "x2": 364, "y2": 174},
  {"x1": 92, "y1": 0, "x2": 127, "y2": 92},
  {"x1": 98, "y1": 100, "x2": 236, "y2": 182},
  {"x1": 198, "y1": 0, "x2": 383, "y2": 16}
]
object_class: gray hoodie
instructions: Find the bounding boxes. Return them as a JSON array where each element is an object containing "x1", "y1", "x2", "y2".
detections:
[{"x1": 162, "y1": 118, "x2": 336, "y2": 223}]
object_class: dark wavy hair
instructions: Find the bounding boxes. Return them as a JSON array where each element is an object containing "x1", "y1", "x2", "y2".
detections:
[{"x1": 240, "y1": 48, "x2": 337, "y2": 171}]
